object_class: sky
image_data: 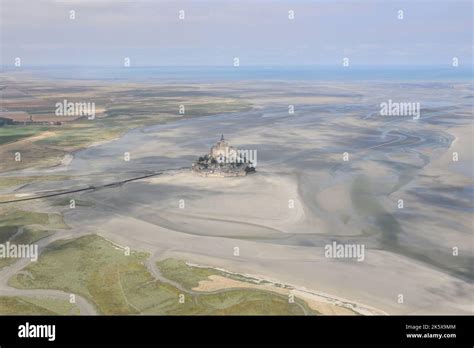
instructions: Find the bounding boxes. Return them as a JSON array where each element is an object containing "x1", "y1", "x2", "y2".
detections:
[{"x1": 0, "y1": 0, "x2": 472, "y2": 67}]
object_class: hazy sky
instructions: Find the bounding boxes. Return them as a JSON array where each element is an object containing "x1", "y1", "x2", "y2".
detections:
[{"x1": 1, "y1": 0, "x2": 472, "y2": 67}]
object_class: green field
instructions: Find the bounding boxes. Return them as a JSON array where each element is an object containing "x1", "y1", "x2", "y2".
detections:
[
  {"x1": 9, "y1": 235, "x2": 317, "y2": 315},
  {"x1": 0, "y1": 126, "x2": 48, "y2": 145},
  {"x1": 157, "y1": 258, "x2": 274, "y2": 290},
  {"x1": 157, "y1": 258, "x2": 220, "y2": 290},
  {"x1": 0, "y1": 175, "x2": 71, "y2": 190},
  {"x1": 0, "y1": 86, "x2": 252, "y2": 173},
  {"x1": 50, "y1": 197, "x2": 95, "y2": 207},
  {"x1": 0, "y1": 296, "x2": 79, "y2": 315},
  {"x1": 0, "y1": 209, "x2": 67, "y2": 269}
]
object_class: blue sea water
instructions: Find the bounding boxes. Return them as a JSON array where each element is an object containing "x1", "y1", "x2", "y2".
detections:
[{"x1": 1, "y1": 65, "x2": 472, "y2": 82}]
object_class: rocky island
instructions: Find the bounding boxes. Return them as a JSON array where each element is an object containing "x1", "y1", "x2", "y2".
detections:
[{"x1": 192, "y1": 135, "x2": 256, "y2": 177}]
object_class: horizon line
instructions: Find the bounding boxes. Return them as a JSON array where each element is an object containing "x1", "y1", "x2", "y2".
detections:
[{"x1": 1, "y1": 64, "x2": 472, "y2": 69}]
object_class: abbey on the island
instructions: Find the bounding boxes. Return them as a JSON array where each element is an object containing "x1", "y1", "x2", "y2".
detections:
[{"x1": 192, "y1": 135, "x2": 256, "y2": 177}]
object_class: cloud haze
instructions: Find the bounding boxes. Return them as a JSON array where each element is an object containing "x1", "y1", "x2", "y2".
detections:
[{"x1": 1, "y1": 0, "x2": 472, "y2": 66}]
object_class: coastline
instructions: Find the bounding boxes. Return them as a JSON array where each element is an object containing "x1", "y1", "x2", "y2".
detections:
[{"x1": 187, "y1": 261, "x2": 387, "y2": 315}]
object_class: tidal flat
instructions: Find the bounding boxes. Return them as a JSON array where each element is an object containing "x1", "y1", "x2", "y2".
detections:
[{"x1": 0, "y1": 73, "x2": 472, "y2": 315}]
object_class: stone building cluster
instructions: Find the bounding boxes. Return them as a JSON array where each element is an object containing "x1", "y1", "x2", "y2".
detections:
[{"x1": 192, "y1": 135, "x2": 256, "y2": 177}]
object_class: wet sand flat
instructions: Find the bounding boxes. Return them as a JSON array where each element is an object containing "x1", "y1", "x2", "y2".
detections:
[{"x1": 2, "y1": 81, "x2": 473, "y2": 314}]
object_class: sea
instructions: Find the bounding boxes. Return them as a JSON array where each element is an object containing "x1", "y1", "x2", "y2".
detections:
[{"x1": 1, "y1": 65, "x2": 472, "y2": 83}]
